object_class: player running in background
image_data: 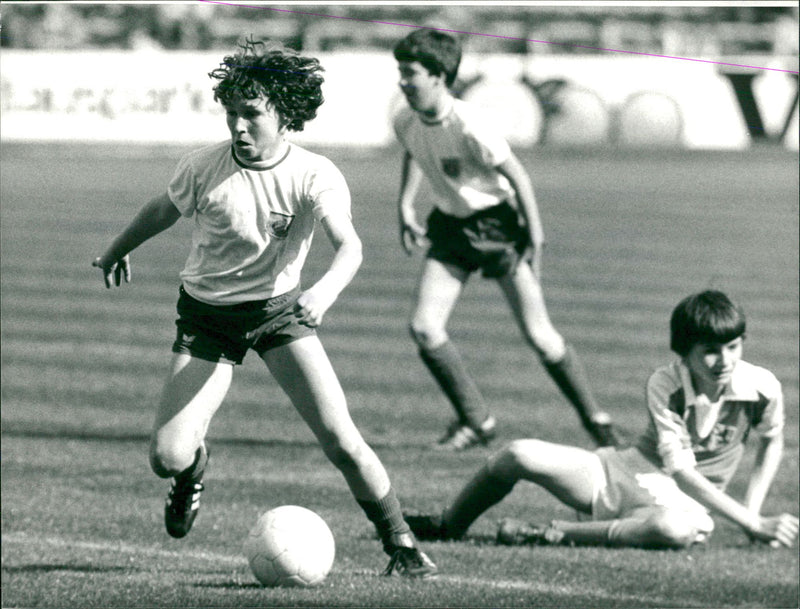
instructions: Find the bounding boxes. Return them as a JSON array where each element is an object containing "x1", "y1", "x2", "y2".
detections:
[
  {"x1": 404, "y1": 290, "x2": 799, "y2": 549},
  {"x1": 93, "y1": 38, "x2": 437, "y2": 579},
  {"x1": 391, "y1": 28, "x2": 620, "y2": 450}
]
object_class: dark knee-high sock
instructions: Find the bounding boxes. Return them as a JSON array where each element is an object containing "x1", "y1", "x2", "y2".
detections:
[
  {"x1": 443, "y1": 465, "x2": 516, "y2": 539},
  {"x1": 419, "y1": 341, "x2": 489, "y2": 428},
  {"x1": 543, "y1": 345, "x2": 608, "y2": 431},
  {"x1": 175, "y1": 444, "x2": 208, "y2": 483},
  {"x1": 357, "y1": 487, "x2": 415, "y2": 554}
]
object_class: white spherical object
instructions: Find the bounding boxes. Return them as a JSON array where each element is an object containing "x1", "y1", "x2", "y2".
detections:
[
  {"x1": 545, "y1": 85, "x2": 611, "y2": 146},
  {"x1": 243, "y1": 505, "x2": 335, "y2": 587},
  {"x1": 617, "y1": 91, "x2": 683, "y2": 147}
]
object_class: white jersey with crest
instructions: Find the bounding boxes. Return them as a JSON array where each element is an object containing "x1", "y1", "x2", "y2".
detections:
[
  {"x1": 393, "y1": 97, "x2": 515, "y2": 218},
  {"x1": 167, "y1": 141, "x2": 351, "y2": 305}
]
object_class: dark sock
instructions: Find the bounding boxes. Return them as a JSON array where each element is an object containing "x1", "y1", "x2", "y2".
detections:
[
  {"x1": 357, "y1": 487, "x2": 414, "y2": 554},
  {"x1": 543, "y1": 346, "x2": 606, "y2": 431},
  {"x1": 444, "y1": 466, "x2": 516, "y2": 539},
  {"x1": 419, "y1": 341, "x2": 489, "y2": 428},
  {"x1": 175, "y1": 444, "x2": 208, "y2": 484}
]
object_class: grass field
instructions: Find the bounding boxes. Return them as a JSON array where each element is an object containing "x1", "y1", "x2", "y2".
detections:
[{"x1": 1, "y1": 142, "x2": 798, "y2": 608}]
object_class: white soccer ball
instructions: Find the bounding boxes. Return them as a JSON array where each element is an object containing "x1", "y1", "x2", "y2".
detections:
[{"x1": 243, "y1": 505, "x2": 335, "y2": 587}]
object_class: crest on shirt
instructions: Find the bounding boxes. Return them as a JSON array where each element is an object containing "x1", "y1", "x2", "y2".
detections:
[
  {"x1": 441, "y1": 158, "x2": 461, "y2": 178},
  {"x1": 266, "y1": 211, "x2": 294, "y2": 240}
]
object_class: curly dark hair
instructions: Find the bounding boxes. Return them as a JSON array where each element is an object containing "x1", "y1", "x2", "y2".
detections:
[{"x1": 209, "y1": 38, "x2": 324, "y2": 132}]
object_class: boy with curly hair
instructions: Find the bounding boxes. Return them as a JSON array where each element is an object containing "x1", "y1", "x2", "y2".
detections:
[
  {"x1": 93, "y1": 39, "x2": 436, "y2": 578},
  {"x1": 391, "y1": 28, "x2": 620, "y2": 450},
  {"x1": 405, "y1": 290, "x2": 798, "y2": 550}
]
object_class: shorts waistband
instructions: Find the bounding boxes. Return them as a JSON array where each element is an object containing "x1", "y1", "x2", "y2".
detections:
[
  {"x1": 436, "y1": 199, "x2": 514, "y2": 221},
  {"x1": 179, "y1": 285, "x2": 300, "y2": 311}
]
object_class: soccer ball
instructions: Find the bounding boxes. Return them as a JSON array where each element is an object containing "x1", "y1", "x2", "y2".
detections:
[{"x1": 243, "y1": 505, "x2": 335, "y2": 587}]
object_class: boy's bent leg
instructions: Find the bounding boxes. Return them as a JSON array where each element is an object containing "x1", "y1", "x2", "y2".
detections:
[
  {"x1": 149, "y1": 353, "x2": 232, "y2": 538},
  {"x1": 527, "y1": 508, "x2": 705, "y2": 549},
  {"x1": 498, "y1": 446, "x2": 714, "y2": 548},
  {"x1": 262, "y1": 338, "x2": 437, "y2": 577},
  {"x1": 604, "y1": 508, "x2": 706, "y2": 548},
  {"x1": 149, "y1": 353, "x2": 232, "y2": 477},
  {"x1": 498, "y1": 265, "x2": 621, "y2": 447},
  {"x1": 411, "y1": 258, "x2": 492, "y2": 444},
  {"x1": 429, "y1": 439, "x2": 597, "y2": 540}
]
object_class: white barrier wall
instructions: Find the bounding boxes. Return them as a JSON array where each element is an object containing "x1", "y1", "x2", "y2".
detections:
[{"x1": 0, "y1": 50, "x2": 797, "y2": 149}]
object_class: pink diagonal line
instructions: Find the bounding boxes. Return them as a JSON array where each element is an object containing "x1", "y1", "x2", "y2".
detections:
[{"x1": 198, "y1": 0, "x2": 799, "y2": 75}]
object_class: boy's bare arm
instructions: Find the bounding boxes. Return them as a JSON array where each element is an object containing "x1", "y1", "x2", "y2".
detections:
[
  {"x1": 744, "y1": 433, "x2": 784, "y2": 515},
  {"x1": 496, "y1": 154, "x2": 545, "y2": 275},
  {"x1": 673, "y1": 465, "x2": 799, "y2": 547},
  {"x1": 93, "y1": 193, "x2": 181, "y2": 288},
  {"x1": 294, "y1": 212, "x2": 363, "y2": 328},
  {"x1": 397, "y1": 151, "x2": 426, "y2": 254}
]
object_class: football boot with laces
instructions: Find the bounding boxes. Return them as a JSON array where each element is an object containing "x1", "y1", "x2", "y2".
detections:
[
  {"x1": 496, "y1": 518, "x2": 565, "y2": 546},
  {"x1": 435, "y1": 416, "x2": 496, "y2": 451},
  {"x1": 382, "y1": 546, "x2": 438, "y2": 579},
  {"x1": 164, "y1": 446, "x2": 208, "y2": 539},
  {"x1": 165, "y1": 479, "x2": 204, "y2": 538}
]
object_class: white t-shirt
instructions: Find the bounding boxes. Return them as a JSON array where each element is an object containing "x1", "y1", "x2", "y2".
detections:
[
  {"x1": 167, "y1": 141, "x2": 351, "y2": 304},
  {"x1": 393, "y1": 97, "x2": 514, "y2": 218}
]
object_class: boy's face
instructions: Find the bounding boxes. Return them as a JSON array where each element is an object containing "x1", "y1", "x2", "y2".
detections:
[
  {"x1": 684, "y1": 336, "x2": 743, "y2": 393},
  {"x1": 224, "y1": 96, "x2": 286, "y2": 163},
  {"x1": 397, "y1": 60, "x2": 446, "y2": 115}
]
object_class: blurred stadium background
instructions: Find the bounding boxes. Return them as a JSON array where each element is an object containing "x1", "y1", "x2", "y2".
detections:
[
  {"x1": 2, "y1": 3, "x2": 797, "y2": 56},
  {"x1": 1, "y1": 3, "x2": 798, "y2": 149}
]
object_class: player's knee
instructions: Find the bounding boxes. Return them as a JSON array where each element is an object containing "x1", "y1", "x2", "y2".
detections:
[
  {"x1": 524, "y1": 328, "x2": 564, "y2": 361},
  {"x1": 149, "y1": 442, "x2": 194, "y2": 479},
  {"x1": 320, "y1": 437, "x2": 364, "y2": 474},
  {"x1": 490, "y1": 439, "x2": 542, "y2": 478},
  {"x1": 408, "y1": 320, "x2": 446, "y2": 350},
  {"x1": 645, "y1": 510, "x2": 699, "y2": 549}
]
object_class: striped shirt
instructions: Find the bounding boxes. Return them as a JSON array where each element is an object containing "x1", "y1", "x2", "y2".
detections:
[{"x1": 636, "y1": 359, "x2": 784, "y2": 489}]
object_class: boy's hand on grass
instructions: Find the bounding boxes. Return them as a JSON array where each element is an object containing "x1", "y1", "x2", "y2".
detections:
[
  {"x1": 748, "y1": 513, "x2": 799, "y2": 548},
  {"x1": 93, "y1": 255, "x2": 131, "y2": 288}
]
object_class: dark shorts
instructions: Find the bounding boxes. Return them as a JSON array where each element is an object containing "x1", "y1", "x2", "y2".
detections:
[
  {"x1": 172, "y1": 285, "x2": 315, "y2": 365},
  {"x1": 426, "y1": 201, "x2": 530, "y2": 278}
]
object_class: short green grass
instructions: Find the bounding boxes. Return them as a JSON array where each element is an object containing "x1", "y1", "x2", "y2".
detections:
[{"x1": 2, "y1": 143, "x2": 798, "y2": 608}]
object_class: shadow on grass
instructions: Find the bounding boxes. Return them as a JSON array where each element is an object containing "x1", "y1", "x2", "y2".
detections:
[
  {"x1": 3, "y1": 563, "x2": 133, "y2": 574},
  {"x1": 1, "y1": 422, "x2": 426, "y2": 450},
  {"x1": 193, "y1": 581, "x2": 263, "y2": 589}
]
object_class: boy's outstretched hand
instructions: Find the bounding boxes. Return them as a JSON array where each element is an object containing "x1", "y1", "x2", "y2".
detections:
[
  {"x1": 749, "y1": 513, "x2": 799, "y2": 548},
  {"x1": 93, "y1": 255, "x2": 131, "y2": 288}
]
